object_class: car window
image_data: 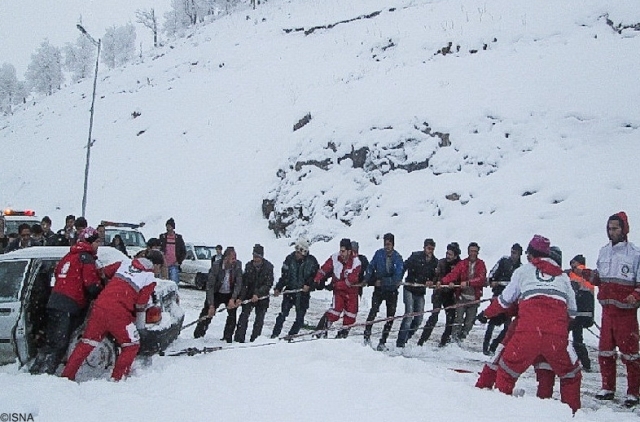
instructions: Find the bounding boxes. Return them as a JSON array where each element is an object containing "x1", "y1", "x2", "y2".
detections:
[
  {"x1": 4, "y1": 219, "x2": 40, "y2": 236},
  {"x1": 0, "y1": 260, "x2": 29, "y2": 302},
  {"x1": 105, "y1": 230, "x2": 147, "y2": 248},
  {"x1": 194, "y1": 246, "x2": 212, "y2": 260}
]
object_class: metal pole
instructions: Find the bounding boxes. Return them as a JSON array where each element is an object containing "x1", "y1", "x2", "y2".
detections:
[{"x1": 78, "y1": 27, "x2": 100, "y2": 217}]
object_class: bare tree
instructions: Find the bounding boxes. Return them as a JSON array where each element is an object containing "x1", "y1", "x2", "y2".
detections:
[{"x1": 136, "y1": 8, "x2": 159, "y2": 47}]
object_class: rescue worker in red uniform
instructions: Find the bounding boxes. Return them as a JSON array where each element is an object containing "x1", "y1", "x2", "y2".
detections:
[
  {"x1": 578, "y1": 212, "x2": 640, "y2": 407},
  {"x1": 485, "y1": 235, "x2": 581, "y2": 413},
  {"x1": 62, "y1": 251, "x2": 164, "y2": 381},
  {"x1": 475, "y1": 245, "x2": 565, "y2": 398},
  {"x1": 30, "y1": 227, "x2": 116, "y2": 375},
  {"x1": 314, "y1": 238, "x2": 362, "y2": 334}
]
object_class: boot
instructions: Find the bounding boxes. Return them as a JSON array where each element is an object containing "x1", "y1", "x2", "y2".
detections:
[
  {"x1": 376, "y1": 341, "x2": 388, "y2": 352},
  {"x1": 595, "y1": 389, "x2": 615, "y2": 401},
  {"x1": 313, "y1": 316, "x2": 330, "y2": 339},
  {"x1": 624, "y1": 395, "x2": 639, "y2": 408},
  {"x1": 193, "y1": 323, "x2": 206, "y2": 339},
  {"x1": 335, "y1": 329, "x2": 349, "y2": 339}
]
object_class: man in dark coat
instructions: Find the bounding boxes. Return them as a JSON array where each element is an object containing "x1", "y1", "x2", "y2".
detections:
[
  {"x1": 396, "y1": 238, "x2": 438, "y2": 348},
  {"x1": 271, "y1": 238, "x2": 319, "y2": 338},
  {"x1": 234, "y1": 244, "x2": 274, "y2": 343},
  {"x1": 194, "y1": 247, "x2": 243, "y2": 342},
  {"x1": 478, "y1": 243, "x2": 522, "y2": 355},
  {"x1": 417, "y1": 242, "x2": 461, "y2": 347},
  {"x1": 159, "y1": 218, "x2": 187, "y2": 285}
]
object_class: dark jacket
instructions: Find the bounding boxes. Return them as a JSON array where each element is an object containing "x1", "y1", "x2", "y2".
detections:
[
  {"x1": 569, "y1": 270, "x2": 595, "y2": 328},
  {"x1": 240, "y1": 259, "x2": 274, "y2": 300},
  {"x1": 4, "y1": 238, "x2": 37, "y2": 253},
  {"x1": 366, "y1": 249, "x2": 404, "y2": 292},
  {"x1": 275, "y1": 252, "x2": 319, "y2": 292},
  {"x1": 403, "y1": 251, "x2": 438, "y2": 295},
  {"x1": 432, "y1": 257, "x2": 460, "y2": 305},
  {"x1": 159, "y1": 232, "x2": 187, "y2": 264},
  {"x1": 488, "y1": 256, "x2": 521, "y2": 296},
  {"x1": 206, "y1": 259, "x2": 243, "y2": 304}
]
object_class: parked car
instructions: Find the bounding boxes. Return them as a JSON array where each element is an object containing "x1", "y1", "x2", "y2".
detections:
[
  {"x1": 180, "y1": 243, "x2": 216, "y2": 289},
  {"x1": 101, "y1": 221, "x2": 147, "y2": 257},
  {"x1": 0, "y1": 246, "x2": 184, "y2": 378}
]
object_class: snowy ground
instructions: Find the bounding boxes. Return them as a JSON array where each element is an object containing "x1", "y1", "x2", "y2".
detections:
[
  {"x1": 1, "y1": 0, "x2": 640, "y2": 420},
  {"x1": 0, "y1": 285, "x2": 634, "y2": 422}
]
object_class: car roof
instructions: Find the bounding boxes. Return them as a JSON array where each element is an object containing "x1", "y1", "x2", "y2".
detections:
[
  {"x1": 0, "y1": 246, "x2": 128, "y2": 264},
  {"x1": 104, "y1": 227, "x2": 141, "y2": 232}
]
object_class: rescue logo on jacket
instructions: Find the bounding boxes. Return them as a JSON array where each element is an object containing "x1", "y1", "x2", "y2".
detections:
[
  {"x1": 535, "y1": 270, "x2": 555, "y2": 283},
  {"x1": 58, "y1": 261, "x2": 71, "y2": 278}
]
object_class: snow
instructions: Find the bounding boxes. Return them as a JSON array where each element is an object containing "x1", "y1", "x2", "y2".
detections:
[{"x1": 1, "y1": 0, "x2": 640, "y2": 420}]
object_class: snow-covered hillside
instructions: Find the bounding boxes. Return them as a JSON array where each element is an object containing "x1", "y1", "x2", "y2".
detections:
[
  {"x1": 2, "y1": 0, "x2": 639, "y2": 262},
  {"x1": 1, "y1": 0, "x2": 640, "y2": 420}
]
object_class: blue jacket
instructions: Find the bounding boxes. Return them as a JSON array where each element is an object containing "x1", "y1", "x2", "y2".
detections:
[{"x1": 366, "y1": 249, "x2": 404, "y2": 292}]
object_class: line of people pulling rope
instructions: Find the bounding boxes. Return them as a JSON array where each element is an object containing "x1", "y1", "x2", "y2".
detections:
[{"x1": 190, "y1": 211, "x2": 640, "y2": 414}]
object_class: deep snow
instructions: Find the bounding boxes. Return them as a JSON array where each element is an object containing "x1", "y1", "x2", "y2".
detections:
[{"x1": 1, "y1": 0, "x2": 640, "y2": 420}]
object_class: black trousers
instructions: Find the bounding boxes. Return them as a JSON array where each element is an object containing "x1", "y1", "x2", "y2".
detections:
[
  {"x1": 364, "y1": 290, "x2": 398, "y2": 344},
  {"x1": 418, "y1": 289, "x2": 455, "y2": 346},
  {"x1": 31, "y1": 308, "x2": 84, "y2": 374},
  {"x1": 571, "y1": 321, "x2": 591, "y2": 370},
  {"x1": 194, "y1": 292, "x2": 237, "y2": 341},
  {"x1": 271, "y1": 293, "x2": 310, "y2": 337},
  {"x1": 234, "y1": 299, "x2": 269, "y2": 343}
]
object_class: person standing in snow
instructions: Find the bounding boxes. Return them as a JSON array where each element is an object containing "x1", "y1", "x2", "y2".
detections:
[
  {"x1": 363, "y1": 233, "x2": 404, "y2": 351},
  {"x1": 271, "y1": 238, "x2": 319, "y2": 338},
  {"x1": 396, "y1": 238, "x2": 437, "y2": 348},
  {"x1": 159, "y1": 217, "x2": 187, "y2": 285},
  {"x1": 234, "y1": 244, "x2": 274, "y2": 343},
  {"x1": 441, "y1": 242, "x2": 487, "y2": 344},
  {"x1": 477, "y1": 243, "x2": 522, "y2": 355},
  {"x1": 313, "y1": 238, "x2": 362, "y2": 338},
  {"x1": 577, "y1": 212, "x2": 640, "y2": 406},
  {"x1": 417, "y1": 242, "x2": 461, "y2": 347},
  {"x1": 566, "y1": 254, "x2": 595, "y2": 372},
  {"x1": 485, "y1": 235, "x2": 581, "y2": 413},
  {"x1": 212, "y1": 245, "x2": 223, "y2": 263},
  {"x1": 62, "y1": 251, "x2": 164, "y2": 381},
  {"x1": 194, "y1": 246, "x2": 243, "y2": 342}
]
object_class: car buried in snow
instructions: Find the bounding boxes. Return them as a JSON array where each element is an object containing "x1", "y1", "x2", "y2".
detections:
[
  {"x1": 180, "y1": 242, "x2": 216, "y2": 290},
  {"x1": 0, "y1": 246, "x2": 184, "y2": 377}
]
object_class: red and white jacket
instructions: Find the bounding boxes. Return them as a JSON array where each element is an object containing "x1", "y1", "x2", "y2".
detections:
[
  {"x1": 441, "y1": 258, "x2": 487, "y2": 300},
  {"x1": 51, "y1": 242, "x2": 104, "y2": 310},
  {"x1": 94, "y1": 258, "x2": 157, "y2": 316},
  {"x1": 314, "y1": 252, "x2": 361, "y2": 294},
  {"x1": 486, "y1": 258, "x2": 576, "y2": 337},
  {"x1": 593, "y1": 241, "x2": 640, "y2": 310}
]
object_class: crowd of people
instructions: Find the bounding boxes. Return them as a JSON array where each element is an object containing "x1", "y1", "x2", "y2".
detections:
[
  {"x1": 2, "y1": 211, "x2": 639, "y2": 415},
  {"x1": 190, "y1": 211, "x2": 638, "y2": 414}
]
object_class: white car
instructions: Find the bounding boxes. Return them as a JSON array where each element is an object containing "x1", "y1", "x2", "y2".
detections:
[
  {"x1": 0, "y1": 246, "x2": 184, "y2": 377},
  {"x1": 179, "y1": 243, "x2": 216, "y2": 290},
  {"x1": 103, "y1": 226, "x2": 147, "y2": 257}
]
